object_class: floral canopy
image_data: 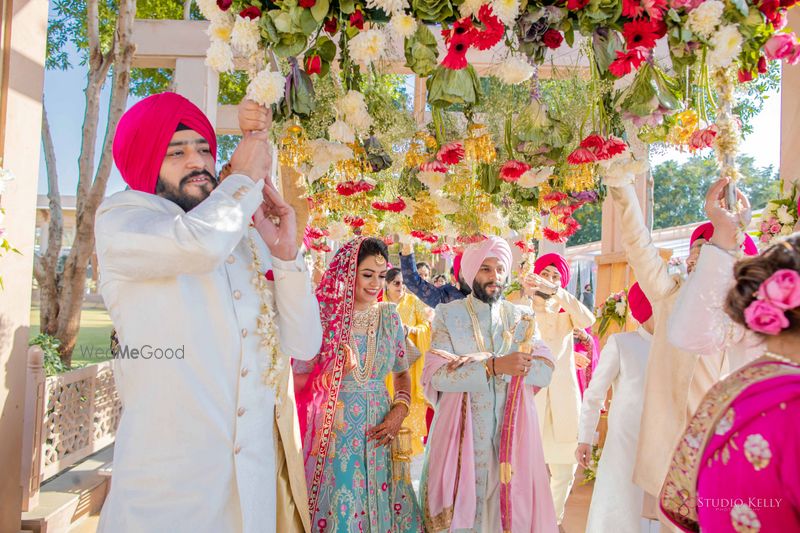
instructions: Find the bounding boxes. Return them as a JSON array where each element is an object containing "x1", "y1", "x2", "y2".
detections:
[{"x1": 198, "y1": 0, "x2": 798, "y2": 250}]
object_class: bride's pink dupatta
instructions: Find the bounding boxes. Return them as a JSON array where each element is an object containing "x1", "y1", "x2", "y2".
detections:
[{"x1": 293, "y1": 237, "x2": 365, "y2": 520}]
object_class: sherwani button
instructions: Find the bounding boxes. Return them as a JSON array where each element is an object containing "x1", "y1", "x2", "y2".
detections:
[
  {"x1": 226, "y1": 255, "x2": 235, "y2": 264},
  {"x1": 241, "y1": 328, "x2": 248, "y2": 338},
  {"x1": 241, "y1": 367, "x2": 249, "y2": 377},
  {"x1": 238, "y1": 407, "x2": 246, "y2": 417},
  {"x1": 234, "y1": 445, "x2": 242, "y2": 455},
  {"x1": 233, "y1": 290, "x2": 242, "y2": 299}
]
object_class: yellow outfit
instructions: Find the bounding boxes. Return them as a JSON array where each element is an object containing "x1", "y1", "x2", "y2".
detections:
[{"x1": 386, "y1": 292, "x2": 432, "y2": 456}]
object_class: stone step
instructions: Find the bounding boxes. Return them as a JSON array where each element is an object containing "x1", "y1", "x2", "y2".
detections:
[{"x1": 21, "y1": 446, "x2": 113, "y2": 533}]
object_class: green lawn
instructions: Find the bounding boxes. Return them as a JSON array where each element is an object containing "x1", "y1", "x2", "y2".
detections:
[{"x1": 29, "y1": 307, "x2": 114, "y2": 367}]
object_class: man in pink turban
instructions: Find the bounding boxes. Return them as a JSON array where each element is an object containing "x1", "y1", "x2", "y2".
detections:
[
  {"x1": 687, "y1": 220, "x2": 758, "y2": 273},
  {"x1": 420, "y1": 235, "x2": 559, "y2": 532},
  {"x1": 576, "y1": 281, "x2": 656, "y2": 532},
  {"x1": 522, "y1": 253, "x2": 595, "y2": 525},
  {"x1": 95, "y1": 94, "x2": 322, "y2": 533}
]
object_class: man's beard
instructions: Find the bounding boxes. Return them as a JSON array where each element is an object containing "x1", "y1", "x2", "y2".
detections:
[
  {"x1": 156, "y1": 170, "x2": 218, "y2": 212},
  {"x1": 471, "y1": 279, "x2": 506, "y2": 304}
]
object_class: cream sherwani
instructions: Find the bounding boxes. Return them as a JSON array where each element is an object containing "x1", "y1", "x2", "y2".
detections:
[
  {"x1": 579, "y1": 328, "x2": 651, "y2": 533},
  {"x1": 610, "y1": 185, "x2": 727, "y2": 509},
  {"x1": 95, "y1": 174, "x2": 321, "y2": 533},
  {"x1": 532, "y1": 289, "x2": 595, "y2": 521},
  {"x1": 667, "y1": 245, "x2": 764, "y2": 371}
]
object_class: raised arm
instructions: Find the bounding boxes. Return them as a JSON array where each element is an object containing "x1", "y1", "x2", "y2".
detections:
[
  {"x1": 609, "y1": 184, "x2": 680, "y2": 302},
  {"x1": 96, "y1": 174, "x2": 264, "y2": 280},
  {"x1": 400, "y1": 247, "x2": 448, "y2": 308},
  {"x1": 577, "y1": 335, "x2": 621, "y2": 444}
]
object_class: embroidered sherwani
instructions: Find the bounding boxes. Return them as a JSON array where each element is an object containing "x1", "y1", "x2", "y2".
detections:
[
  {"x1": 420, "y1": 297, "x2": 555, "y2": 532},
  {"x1": 610, "y1": 184, "x2": 727, "y2": 507},
  {"x1": 95, "y1": 174, "x2": 322, "y2": 533},
  {"x1": 532, "y1": 290, "x2": 595, "y2": 522}
]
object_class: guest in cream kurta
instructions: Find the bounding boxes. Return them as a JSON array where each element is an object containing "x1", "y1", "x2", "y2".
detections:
[
  {"x1": 95, "y1": 94, "x2": 322, "y2": 533},
  {"x1": 527, "y1": 254, "x2": 596, "y2": 523},
  {"x1": 608, "y1": 184, "x2": 727, "y2": 516},
  {"x1": 578, "y1": 327, "x2": 652, "y2": 533}
]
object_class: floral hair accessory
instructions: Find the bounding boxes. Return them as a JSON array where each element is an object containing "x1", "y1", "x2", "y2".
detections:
[{"x1": 744, "y1": 269, "x2": 800, "y2": 335}]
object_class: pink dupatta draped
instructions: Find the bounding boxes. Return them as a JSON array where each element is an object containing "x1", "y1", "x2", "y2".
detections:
[{"x1": 293, "y1": 237, "x2": 365, "y2": 520}]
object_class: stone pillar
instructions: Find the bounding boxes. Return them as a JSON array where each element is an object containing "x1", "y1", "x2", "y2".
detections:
[
  {"x1": 173, "y1": 57, "x2": 220, "y2": 127},
  {"x1": 780, "y1": 9, "x2": 800, "y2": 188},
  {"x1": 0, "y1": 0, "x2": 48, "y2": 528}
]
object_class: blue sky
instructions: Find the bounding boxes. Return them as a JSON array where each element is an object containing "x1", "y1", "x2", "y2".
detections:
[{"x1": 39, "y1": 52, "x2": 782, "y2": 198}]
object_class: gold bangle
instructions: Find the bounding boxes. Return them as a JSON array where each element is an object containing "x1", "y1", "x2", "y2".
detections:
[{"x1": 391, "y1": 398, "x2": 411, "y2": 413}]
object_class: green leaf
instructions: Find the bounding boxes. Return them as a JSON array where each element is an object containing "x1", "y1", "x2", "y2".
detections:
[
  {"x1": 260, "y1": 15, "x2": 280, "y2": 43},
  {"x1": 731, "y1": 0, "x2": 749, "y2": 18},
  {"x1": 299, "y1": 8, "x2": 318, "y2": 34},
  {"x1": 667, "y1": 8, "x2": 680, "y2": 22},
  {"x1": 339, "y1": 0, "x2": 355, "y2": 13},
  {"x1": 274, "y1": 33, "x2": 308, "y2": 57},
  {"x1": 316, "y1": 36, "x2": 337, "y2": 61},
  {"x1": 564, "y1": 26, "x2": 575, "y2": 48},
  {"x1": 426, "y1": 65, "x2": 482, "y2": 108},
  {"x1": 404, "y1": 24, "x2": 439, "y2": 77},
  {"x1": 310, "y1": 0, "x2": 329, "y2": 22},
  {"x1": 271, "y1": 11, "x2": 293, "y2": 33}
]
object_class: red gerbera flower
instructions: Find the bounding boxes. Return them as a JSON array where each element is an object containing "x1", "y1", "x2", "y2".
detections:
[
  {"x1": 349, "y1": 10, "x2": 364, "y2": 30},
  {"x1": 603, "y1": 136, "x2": 628, "y2": 158},
  {"x1": 305, "y1": 226, "x2": 328, "y2": 239},
  {"x1": 411, "y1": 230, "x2": 439, "y2": 243},
  {"x1": 622, "y1": 0, "x2": 644, "y2": 18},
  {"x1": 431, "y1": 243, "x2": 453, "y2": 254},
  {"x1": 622, "y1": 20, "x2": 660, "y2": 50},
  {"x1": 608, "y1": 48, "x2": 647, "y2": 78},
  {"x1": 336, "y1": 180, "x2": 374, "y2": 196},
  {"x1": 442, "y1": 42, "x2": 469, "y2": 69},
  {"x1": 383, "y1": 236, "x2": 395, "y2": 246},
  {"x1": 442, "y1": 18, "x2": 475, "y2": 46},
  {"x1": 473, "y1": 5, "x2": 505, "y2": 51},
  {"x1": 216, "y1": 0, "x2": 232, "y2": 10},
  {"x1": 499, "y1": 160, "x2": 531, "y2": 182},
  {"x1": 436, "y1": 142, "x2": 465, "y2": 165},
  {"x1": 239, "y1": 6, "x2": 261, "y2": 19},
  {"x1": 355, "y1": 180, "x2": 376, "y2": 193},
  {"x1": 567, "y1": 147, "x2": 597, "y2": 165},
  {"x1": 457, "y1": 234, "x2": 488, "y2": 244},
  {"x1": 420, "y1": 160, "x2": 448, "y2": 173},
  {"x1": 567, "y1": 0, "x2": 590, "y2": 9},
  {"x1": 643, "y1": 0, "x2": 667, "y2": 21},
  {"x1": 514, "y1": 240, "x2": 537, "y2": 253},
  {"x1": 344, "y1": 215, "x2": 365, "y2": 227},
  {"x1": 542, "y1": 191, "x2": 569, "y2": 204},
  {"x1": 372, "y1": 197, "x2": 407, "y2": 213},
  {"x1": 579, "y1": 133, "x2": 605, "y2": 152},
  {"x1": 757, "y1": 56, "x2": 768, "y2": 73},
  {"x1": 543, "y1": 227, "x2": 565, "y2": 243}
]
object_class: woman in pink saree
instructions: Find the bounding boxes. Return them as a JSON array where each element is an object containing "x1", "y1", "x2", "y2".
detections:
[
  {"x1": 661, "y1": 234, "x2": 800, "y2": 532},
  {"x1": 293, "y1": 237, "x2": 423, "y2": 532}
]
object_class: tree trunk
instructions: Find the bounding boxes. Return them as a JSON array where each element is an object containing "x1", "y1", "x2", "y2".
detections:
[
  {"x1": 37, "y1": 106, "x2": 64, "y2": 335},
  {"x1": 54, "y1": 0, "x2": 136, "y2": 364}
]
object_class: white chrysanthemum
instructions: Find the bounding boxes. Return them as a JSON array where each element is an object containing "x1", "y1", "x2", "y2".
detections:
[
  {"x1": 495, "y1": 56, "x2": 535, "y2": 85},
  {"x1": 432, "y1": 191, "x2": 460, "y2": 215},
  {"x1": 459, "y1": 0, "x2": 485, "y2": 18},
  {"x1": 349, "y1": 29, "x2": 386, "y2": 66},
  {"x1": 485, "y1": 210, "x2": 507, "y2": 230},
  {"x1": 491, "y1": 0, "x2": 520, "y2": 26},
  {"x1": 776, "y1": 205, "x2": 794, "y2": 225},
  {"x1": 709, "y1": 25, "x2": 743, "y2": 68},
  {"x1": 517, "y1": 166, "x2": 553, "y2": 188},
  {"x1": 418, "y1": 170, "x2": 448, "y2": 191},
  {"x1": 196, "y1": 0, "x2": 220, "y2": 21},
  {"x1": 246, "y1": 69, "x2": 285, "y2": 107},
  {"x1": 615, "y1": 301, "x2": 627, "y2": 316},
  {"x1": 347, "y1": 108, "x2": 373, "y2": 133},
  {"x1": 205, "y1": 40, "x2": 235, "y2": 73},
  {"x1": 366, "y1": 0, "x2": 408, "y2": 14},
  {"x1": 328, "y1": 120, "x2": 356, "y2": 144},
  {"x1": 339, "y1": 90, "x2": 373, "y2": 133},
  {"x1": 389, "y1": 13, "x2": 418, "y2": 38},
  {"x1": 686, "y1": 0, "x2": 724, "y2": 39},
  {"x1": 303, "y1": 139, "x2": 354, "y2": 183},
  {"x1": 327, "y1": 221, "x2": 350, "y2": 242},
  {"x1": 207, "y1": 14, "x2": 234, "y2": 41},
  {"x1": 231, "y1": 15, "x2": 261, "y2": 57}
]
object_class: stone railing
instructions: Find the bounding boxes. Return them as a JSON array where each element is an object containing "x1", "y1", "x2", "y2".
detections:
[{"x1": 21, "y1": 346, "x2": 121, "y2": 511}]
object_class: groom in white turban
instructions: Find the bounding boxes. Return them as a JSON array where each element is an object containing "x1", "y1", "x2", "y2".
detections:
[{"x1": 420, "y1": 236, "x2": 558, "y2": 532}]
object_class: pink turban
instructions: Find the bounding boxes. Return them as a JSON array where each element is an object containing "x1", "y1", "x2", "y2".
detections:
[
  {"x1": 533, "y1": 253, "x2": 571, "y2": 288},
  {"x1": 460, "y1": 236, "x2": 512, "y2": 288},
  {"x1": 690, "y1": 221, "x2": 758, "y2": 256},
  {"x1": 113, "y1": 92, "x2": 217, "y2": 193},
  {"x1": 628, "y1": 282, "x2": 653, "y2": 324}
]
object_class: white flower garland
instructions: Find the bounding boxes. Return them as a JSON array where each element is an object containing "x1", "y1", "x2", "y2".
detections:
[{"x1": 247, "y1": 234, "x2": 286, "y2": 396}]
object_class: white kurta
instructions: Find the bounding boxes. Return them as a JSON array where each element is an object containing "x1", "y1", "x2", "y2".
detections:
[
  {"x1": 578, "y1": 328, "x2": 651, "y2": 533},
  {"x1": 533, "y1": 290, "x2": 596, "y2": 464},
  {"x1": 667, "y1": 245, "x2": 764, "y2": 372},
  {"x1": 94, "y1": 174, "x2": 322, "y2": 533}
]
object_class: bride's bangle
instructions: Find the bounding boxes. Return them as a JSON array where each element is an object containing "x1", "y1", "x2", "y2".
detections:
[{"x1": 391, "y1": 398, "x2": 411, "y2": 414}]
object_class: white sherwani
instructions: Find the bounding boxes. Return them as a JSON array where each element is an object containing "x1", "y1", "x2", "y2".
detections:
[
  {"x1": 578, "y1": 328, "x2": 651, "y2": 533},
  {"x1": 94, "y1": 174, "x2": 322, "y2": 533}
]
